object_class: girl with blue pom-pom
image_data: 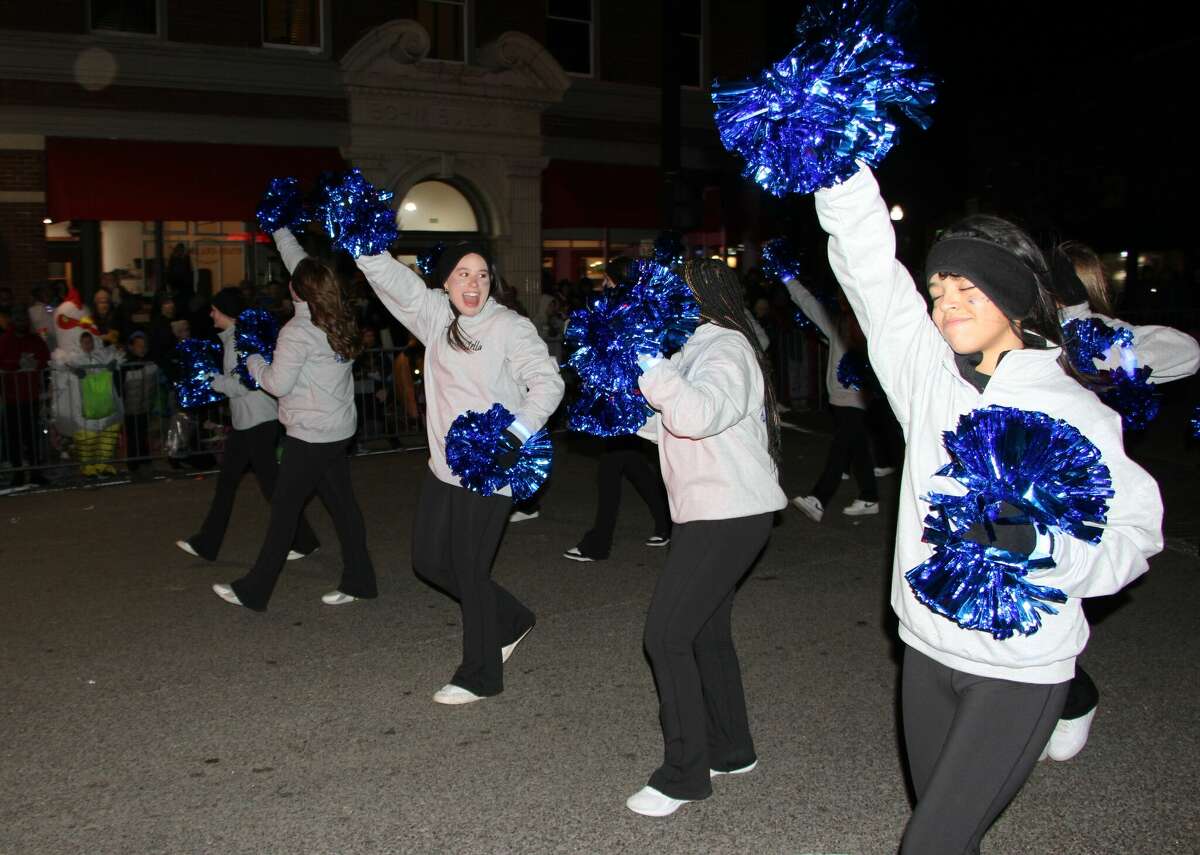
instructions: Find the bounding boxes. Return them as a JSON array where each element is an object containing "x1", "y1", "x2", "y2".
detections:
[
  {"x1": 212, "y1": 230, "x2": 378, "y2": 612},
  {"x1": 814, "y1": 165, "x2": 1163, "y2": 853},
  {"x1": 175, "y1": 287, "x2": 320, "y2": 565},
  {"x1": 355, "y1": 243, "x2": 564, "y2": 705},
  {"x1": 623, "y1": 258, "x2": 788, "y2": 818}
]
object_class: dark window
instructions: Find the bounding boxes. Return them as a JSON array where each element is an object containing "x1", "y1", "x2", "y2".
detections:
[
  {"x1": 418, "y1": 0, "x2": 466, "y2": 62},
  {"x1": 679, "y1": 0, "x2": 702, "y2": 88},
  {"x1": 262, "y1": 0, "x2": 322, "y2": 49},
  {"x1": 546, "y1": 0, "x2": 592, "y2": 75},
  {"x1": 89, "y1": 0, "x2": 157, "y2": 35}
]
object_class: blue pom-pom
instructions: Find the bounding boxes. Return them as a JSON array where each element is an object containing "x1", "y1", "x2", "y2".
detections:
[
  {"x1": 712, "y1": 0, "x2": 936, "y2": 197},
  {"x1": 563, "y1": 261, "x2": 700, "y2": 436},
  {"x1": 836, "y1": 351, "x2": 868, "y2": 390},
  {"x1": 233, "y1": 308, "x2": 280, "y2": 390},
  {"x1": 906, "y1": 406, "x2": 1113, "y2": 639},
  {"x1": 1062, "y1": 317, "x2": 1134, "y2": 371},
  {"x1": 255, "y1": 177, "x2": 310, "y2": 235},
  {"x1": 173, "y1": 339, "x2": 225, "y2": 410},
  {"x1": 445, "y1": 403, "x2": 552, "y2": 500},
  {"x1": 313, "y1": 169, "x2": 399, "y2": 258},
  {"x1": 651, "y1": 231, "x2": 686, "y2": 268},
  {"x1": 1062, "y1": 317, "x2": 1160, "y2": 431},
  {"x1": 1191, "y1": 404, "x2": 1200, "y2": 439},
  {"x1": 760, "y1": 237, "x2": 804, "y2": 283},
  {"x1": 1100, "y1": 365, "x2": 1160, "y2": 432},
  {"x1": 416, "y1": 242, "x2": 446, "y2": 277}
]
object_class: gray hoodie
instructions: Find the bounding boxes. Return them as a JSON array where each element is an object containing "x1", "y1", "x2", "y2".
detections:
[{"x1": 209, "y1": 326, "x2": 278, "y2": 430}]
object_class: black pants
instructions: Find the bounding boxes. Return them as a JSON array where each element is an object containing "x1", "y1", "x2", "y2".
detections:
[
  {"x1": 866, "y1": 397, "x2": 905, "y2": 470},
  {"x1": 124, "y1": 413, "x2": 150, "y2": 472},
  {"x1": 1061, "y1": 663, "x2": 1100, "y2": 719},
  {"x1": 412, "y1": 469, "x2": 534, "y2": 696},
  {"x1": 231, "y1": 435, "x2": 375, "y2": 611},
  {"x1": 190, "y1": 420, "x2": 319, "y2": 561},
  {"x1": 3, "y1": 399, "x2": 40, "y2": 470},
  {"x1": 643, "y1": 513, "x2": 772, "y2": 800},
  {"x1": 811, "y1": 405, "x2": 878, "y2": 505},
  {"x1": 577, "y1": 436, "x2": 670, "y2": 558},
  {"x1": 900, "y1": 647, "x2": 1069, "y2": 855}
]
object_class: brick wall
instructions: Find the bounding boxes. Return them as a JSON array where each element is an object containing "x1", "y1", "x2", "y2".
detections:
[{"x1": 0, "y1": 146, "x2": 47, "y2": 304}]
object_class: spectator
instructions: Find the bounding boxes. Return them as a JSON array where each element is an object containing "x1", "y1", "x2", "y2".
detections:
[
  {"x1": 0, "y1": 309, "x2": 51, "y2": 486},
  {"x1": 90, "y1": 289, "x2": 120, "y2": 346},
  {"x1": 149, "y1": 293, "x2": 179, "y2": 364},
  {"x1": 28, "y1": 284, "x2": 57, "y2": 347},
  {"x1": 167, "y1": 243, "x2": 194, "y2": 303},
  {"x1": 120, "y1": 332, "x2": 158, "y2": 476},
  {"x1": 353, "y1": 326, "x2": 389, "y2": 448},
  {"x1": 59, "y1": 332, "x2": 122, "y2": 477}
]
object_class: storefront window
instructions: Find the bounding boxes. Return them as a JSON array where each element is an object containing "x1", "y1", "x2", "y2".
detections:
[
  {"x1": 397, "y1": 181, "x2": 479, "y2": 232},
  {"x1": 546, "y1": 0, "x2": 592, "y2": 76},
  {"x1": 262, "y1": 0, "x2": 323, "y2": 50}
]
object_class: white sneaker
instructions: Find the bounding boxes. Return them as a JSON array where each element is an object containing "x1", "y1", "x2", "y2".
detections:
[
  {"x1": 625, "y1": 786, "x2": 691, "y2": 817},
  {"x1": 501, "y1": 626, "x2": 534, "y2": 663},
  {"x1": 563, "y1": 547, "x2": 595, "y2": 562},
  {"x1": 212, "y1": 583, "x2": 243, "y2": 607},
  {"x1": 509, "y1": 510, "x2": 540, "y2": 522},
  {"x1": 873, "y1": 466, "x2": 896, "y2": 477},
  {"x1": 841, "y1": 472, "x2": 850, "y2": 480},
  {"x1": 176, "y1": 540, "x2": 199, "y2": 558},
  {"x1": 1047, "y1": 707, "x2": 1096, "y2": 761},
  {"x1": 432, "y1": 684, "x2": 484, "y2": 705},
  {"x1": 287, "y1": 547, "x2": 317, "y2": 561},
  {"x1": 321, "y1": 591, "x2": 358, "y2": 605},
  {"x1": 644, "y1": 535, "x2": 670, "y2": 548},
  {"x1": 711, "y1": 759, "x2": 758, "y2": 778},
  {"x1": 791, "y1": 495, "x2": 824, "y2": 523},
  {"x1": 843, "y1": 499, "x2": 879, "y2": 516}
]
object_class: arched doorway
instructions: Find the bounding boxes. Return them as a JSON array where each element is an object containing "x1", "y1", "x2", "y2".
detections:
[{"x1": 391, "y1": 178, "x2": 488, "y2": 274}]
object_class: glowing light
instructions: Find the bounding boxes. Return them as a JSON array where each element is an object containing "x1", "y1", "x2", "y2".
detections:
[
  {"x1": 1119, "y1": 251, "x2": 1129, "y2": 259},
  {"x1": 403, "y1": 202, "x2": 418, "y2": 212},
  {"x1": 889, "y1": 204, "x2": 904, "y2": 221}
]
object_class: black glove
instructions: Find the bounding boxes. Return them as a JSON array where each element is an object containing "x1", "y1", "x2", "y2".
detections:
[
  {"x1": 494, "y1": 429, "x2": 523, "y2": 471},
  {"x1": 962, "y1": 501, "x2": 1036, "y2": 555}
]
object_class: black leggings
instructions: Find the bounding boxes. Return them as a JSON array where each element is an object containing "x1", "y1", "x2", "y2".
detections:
[
  {"x1": 811, "y1": 405, "x2": 877, "y2": 505},
  {"x1": 578, "y1": 436, "x2": 670, "y2": 557},
  {"x1": 231, "y1": 435, "x2": 376, "y2": 611},
  {"x1": 643, "y1": 513, "x2": 772, "y2": 800},
  {"x1": 412, "y1": 469, "x2": 535, "y2": 696},
  {"x1": 900, "y1": 647, "x2": 1068, "y2": 854},
  {"x1": 190, "y1": 420, "x2": 319, "y2": 561}
]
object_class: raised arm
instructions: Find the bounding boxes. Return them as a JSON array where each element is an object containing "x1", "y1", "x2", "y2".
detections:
[
  {"x1": 354, "y1": 252, "x2": 448, "y2": 346},
  {"x1": 1104, "y1": 319, "x2": 1199, "y2": 383},
  {"x1": 784, "y1": 277, "x2": 840, "y2": 345},
  {"x1": 272, "y1": 228, "x2": 308, "y2": 277}
]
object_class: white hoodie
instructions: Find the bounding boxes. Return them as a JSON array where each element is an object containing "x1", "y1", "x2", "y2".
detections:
[
  {"x1": 355, "y1": 251, "x2": 564, "y2": 491},
  {"x1": 637, "y1": 323, "x2": 788, "y2": 523},
  {"x1": 1058, "y1": 301, "x2": 1200, "y2": 383},
  {"x1": 784, "y1": 278, "x2": 868, "y2": 409},
  {"x1": 815, "y1": 166, "x2": 1163, "y2": 684}
]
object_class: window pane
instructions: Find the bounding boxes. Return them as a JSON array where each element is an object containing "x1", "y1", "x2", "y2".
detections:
[
  {"x1": 679, "y1": 0, "x2": 702, "y2": 35},
  {"x1": 418, "y1": 1, "x2": 465, "y2": 61},
  {"x1": 90, "y1": 0, "x2": 157, "y2": 34},
  {"x1": 263, "y1": 0, "x2": 321, "y2": 47},
  {"x1": 547, "y1": 0, "x2": 591, "y2": 20},
  {"x1": 679, "y1": 34, "x2": 701, "y2": 87},
  {"x1": 546, "y1": 18, "x2": 591, "y2": 74}
]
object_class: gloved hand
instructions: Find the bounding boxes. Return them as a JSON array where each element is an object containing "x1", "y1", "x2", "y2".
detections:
[
  {"x1": 961, "y1": 501, "x2": 1037, "y2": 555},
  {"x1": 494, "y1": 428, "x2": 524, "y2": 471},
  {"x1": 636, "y1": 351, "x2": 664, "y2": 373}
]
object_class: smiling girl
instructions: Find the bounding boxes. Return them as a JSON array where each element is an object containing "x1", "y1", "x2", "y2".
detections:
[
  {"x1": 814, "y1": 166, "x2": 1162, "y2": 853},
  {"x1": 356, "y1": 243, "x2": 564, "y2": 704}
]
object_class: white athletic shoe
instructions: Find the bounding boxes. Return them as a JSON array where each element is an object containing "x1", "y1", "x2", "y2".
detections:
[
  {"x1": 562, "y1": 547, "x2": 596, "y2": 562},
  {"x1": 710, "y1": 759, "x2": 758, "y2": 778},
  {"x1": 212, "y1": 583, "x2": 243, "y2": 607},
  {"x1": 176, "y1": 540, "x2": 199, "y2": 558},
  {"x1": 501, "y1": 626, "x2": 534, "y2": 663},
  {"x1": 625, "y1": 786, "x2": 691, "y2": 817},
  {"x1": 873, "y1": 466, "x2": 896, "y2": 477},
  {"x1": 509, "y1": 510, "x2": 540, "y2": 522},
  {"x1": 1046, "y1": 707, "x2": 1097, "y2": 762},
  {"x1": 287, "y1": 547, "x2": 317, "y2": 561},
  {"x1": 842, "y1": 499, "x2": 880, "y2": 516},
  {"x1": 644, "y1": 535, "x2": 670, "y2": 548},
  {"x1": 841, "y1": 472, "x2": 850, "y2": 480},
  {"x1": 320, "y1": 591, "x2": 358, "y2": 605},
  {"x1": 432, "y1": 684, "x2": 484, "y2": 705},
  {"x1": 791, "y1": 495, "x2": 824, "y2": 523}
]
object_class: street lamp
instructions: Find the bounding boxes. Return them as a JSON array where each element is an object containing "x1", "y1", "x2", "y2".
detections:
[{"x1": 889, "y1": 205, "x2": 904, "y2": 222}]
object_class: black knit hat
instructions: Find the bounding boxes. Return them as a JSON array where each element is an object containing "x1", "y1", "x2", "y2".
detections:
[
  {"x1": 212, "y1": 287, "x2": 245, "y2": 320},
  {"x1": 433, "y1": 242, "x2": 493, "y2": 288}
]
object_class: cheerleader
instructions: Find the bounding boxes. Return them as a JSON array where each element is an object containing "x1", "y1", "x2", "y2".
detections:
[
  {"x1": 212, "y1": 230, "x2": 377, "y2": 611},
  {"x1": 814, "y1": 166, "x2": 1162, "y2": 853},
  {"x1": 1041, "y1": 243, "x2": 1199, "y2": 761},
  {"x1": 356, "y1": 243, "x2": 563, "y2": 704},
  {"x1": 176, "y1": 287, "x2": 319, "y2": 563},
  {"x1": 624, "y1": 258, "x2": 787, "y2": 817}
]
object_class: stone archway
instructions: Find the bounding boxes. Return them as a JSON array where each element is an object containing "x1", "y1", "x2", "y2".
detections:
[{"x1": 341, "y1": 21, "x2": 569, "y2": 310}]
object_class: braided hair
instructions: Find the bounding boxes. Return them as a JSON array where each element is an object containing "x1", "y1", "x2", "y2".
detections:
[{"x1": 681, "y1": 258, "x2": 782, "y2": 474}]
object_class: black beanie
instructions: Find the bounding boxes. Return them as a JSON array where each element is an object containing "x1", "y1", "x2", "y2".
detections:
[
  {"x1": 1047, "y1": 247, "x2": 1090, "y2": 306},
  {"x1": 433, "y1": 242, "x2": 493, "y2": 288},
  {"x1": 924, "y1": 238, "x2": 1039, "y2": 321},
  {"x1": 212, "y1": 287, "x2": 245, "y2": 319}
]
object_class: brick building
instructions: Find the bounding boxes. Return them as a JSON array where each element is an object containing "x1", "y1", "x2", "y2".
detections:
[{"x1": 0, "y1": 0, "x2": 788, "y2": 309}]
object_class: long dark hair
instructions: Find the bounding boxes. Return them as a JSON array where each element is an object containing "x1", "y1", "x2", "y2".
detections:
[
  {"x1": 292, "y1": 258, "x2": 363, "y2": 361},
  {"x1": 682, "y1": 258, "x2": 782, "y2": 474},
  {"x1": 932, "y1": 216, "x2": 1093, "y2": 389},
  {"x1": 1058, "y1": 240, "x2": 1115, "y2": 315}
]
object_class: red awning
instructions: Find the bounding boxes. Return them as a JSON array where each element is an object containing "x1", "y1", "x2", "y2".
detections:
[
  {"x1": 542, "y1": 160, "x2": 663, "y2": 229},
  {"x1": 45, "y1": 137, "x2": 345, "y2": 222}
]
